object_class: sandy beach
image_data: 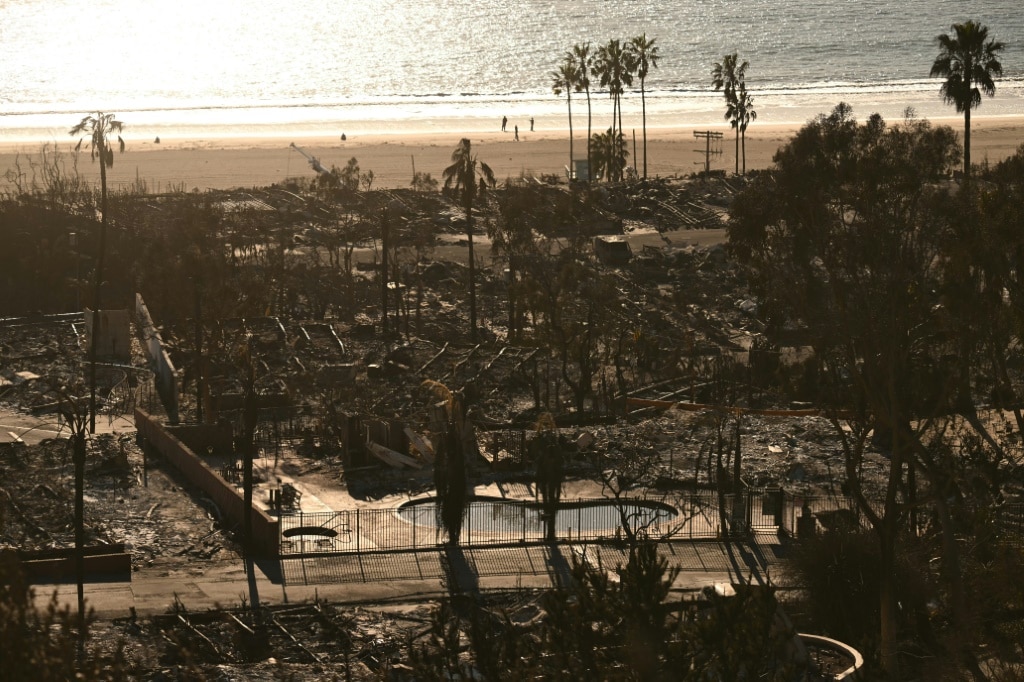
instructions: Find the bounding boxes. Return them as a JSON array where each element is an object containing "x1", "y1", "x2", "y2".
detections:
[{"x1": 2, "y1": 118, "x2": 1021, "y2": 193}]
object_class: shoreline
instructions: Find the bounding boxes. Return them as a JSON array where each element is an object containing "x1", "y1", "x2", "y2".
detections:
[{"x1": 2, "y1": 117, "x2": 1021, "y2": 193}]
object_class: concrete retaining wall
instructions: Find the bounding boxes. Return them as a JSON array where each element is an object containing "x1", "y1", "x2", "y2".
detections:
[
  {"x1": 135, "y1": 293, "x2": 179, "y2": 423},
  {"x1": 135, "y1": 408, "x2": 279, "y2": 556},
  {"x1": 18, "y1": 544, "x2": 131, "y2": 583}
]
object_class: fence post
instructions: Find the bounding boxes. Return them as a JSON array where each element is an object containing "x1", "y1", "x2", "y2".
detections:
[
  {"x1": 413, "y1": 507, "x2": 417, "y2": 550},
  {"x1": 356, "y1": 509, "x2": 360, "y2": 554},
  {"x1": 522, "y1": 504, "x2": 526, "y2": 543},
  {"x1": 689, "y1": 495, "x2": 693, "y2": 539}
]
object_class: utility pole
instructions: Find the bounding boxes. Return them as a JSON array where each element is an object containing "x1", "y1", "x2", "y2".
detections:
[
  {"x1": 69, "y1": 231, "x2": 81, "y2": 312},
  {"x1": 632, "y1": 129, "x2": 638, "y2": 179},
  {"x1": 194, "y1": 278, "x2": 204, "y2": 423},
  {"x1": 693, "y1": 130, "x2": 723, "y2": 177},
  {"x1": 380, "y1": 207, "x2": 389, "y2": 334}
]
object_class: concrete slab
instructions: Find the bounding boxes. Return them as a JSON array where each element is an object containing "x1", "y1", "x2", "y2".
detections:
[{"x1": 33, "y1": 535, "x2": 786, "y2": 619}]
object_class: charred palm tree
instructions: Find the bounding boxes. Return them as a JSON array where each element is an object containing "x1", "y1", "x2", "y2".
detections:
[
  {"x1": 532, "y1": 415, "x2": 564, "y2": 542},
  {"x1": 443, "y1": 139, "x2": 495, "y2": 341},
  {"x1": 424, "y1": 381, "x2": 469, "y2": 545},
  {"x1": 52, "y1": 387, "x2": 90, "y2": 649},
  {"x1": 69, "y1": 113, "x2": 124, "y2": 434}
]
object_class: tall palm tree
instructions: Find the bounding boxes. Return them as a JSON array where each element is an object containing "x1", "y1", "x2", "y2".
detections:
[
  {"x1": 931, "y1": 20, "x2": 1004, "y2": 179},
  {"x1": 572, "y1": 42, "x2": 595, "y2": 180},
  {"x1": 595, "y1": 39, "x2": 634, "y2": 182},
  {"x1": 70, "y1": 112, "x2": 124, "y2": 434},
  {"x1": 628, "y1": 34, "x2": 660, "y2": 179},
  {"x1": 442, "y1": 139, "x2": 495, "y2": 340},
  {"x1": 735, "y1": 83, "x2": 757, "y2": 174},
  {"x1": 551, "y1": 54, "x2": 579, "y2": 177},
  {"x1": 711, "y1": 53, "x2": 748, "y2": 175}
]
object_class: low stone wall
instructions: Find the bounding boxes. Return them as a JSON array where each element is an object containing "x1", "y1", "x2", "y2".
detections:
[
  {"x1": 135, "y1": 408, "x2": 279, "y2": 556},
  {"x1": 18, "y1": 544, "x2": 131, "y2": 583}
]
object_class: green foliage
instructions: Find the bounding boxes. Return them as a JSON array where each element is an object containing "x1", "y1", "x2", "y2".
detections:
[
  {"x1": 729, "y1": 107, "x2": 963, "y2": 409},
  {"x1": 589, "y1": 127, "x2": 628, "y2": 182},
  {"x1": 712, "y1": 53, "x2": 757, "y2": 174},
  {"x1": 931, "y1": 20, "x2": 1004, "y2": 114},
  {"x1": 930, "y1": 20, "x2": 1004, "y2": 176},
  {"x1": 730, "y1": 103, "x2": 1024, "y2": 677}
]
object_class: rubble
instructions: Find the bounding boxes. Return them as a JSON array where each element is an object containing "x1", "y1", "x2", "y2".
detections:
[{"x1": 0, "y1": 174, "x2": 898, "y2": 674}]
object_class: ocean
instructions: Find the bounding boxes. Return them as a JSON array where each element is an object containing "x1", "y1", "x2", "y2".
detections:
[{"x1": 1, "y1": 0, "x2": 1022, "y2": 143}]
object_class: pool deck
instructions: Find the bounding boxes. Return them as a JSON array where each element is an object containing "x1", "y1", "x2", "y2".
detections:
[
  {"x1": 33, "y1": 451, "x2": 791, "y2": 617},
  {"x1": 33, "y1": 532, "x2": 789, "y2": 618}
]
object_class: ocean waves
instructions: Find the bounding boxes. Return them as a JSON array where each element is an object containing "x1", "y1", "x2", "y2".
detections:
[{"x1": 2, "y1": 0, "x2": 1021, "y2": 143}]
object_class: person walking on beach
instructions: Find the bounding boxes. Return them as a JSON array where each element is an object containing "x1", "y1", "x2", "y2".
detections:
[
  {"x1": 530, "y1": 117, "x2": 534, "y2": 131},
  {"x1": 502, "y1": 116, "x2": 507, "y2": 132},
  {"x1": 514, "y1": 125, "x2": 519, "y2": 141}
]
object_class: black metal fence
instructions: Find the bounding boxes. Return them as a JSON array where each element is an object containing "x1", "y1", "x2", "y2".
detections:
[
  {"x1": 277, "y1": 489, "x2": 866, "y2": 556},
  {"x1": 268, "y1": 479, "x2": 1024, "y2": 556},
  {"x1": 996, "y1": 503, "x2": 1024, "y2": 544}
]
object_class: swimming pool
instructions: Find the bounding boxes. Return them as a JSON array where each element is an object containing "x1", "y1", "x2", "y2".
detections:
[{"x1": 396, "y1": 496, "x2": 678, "y2": 538}]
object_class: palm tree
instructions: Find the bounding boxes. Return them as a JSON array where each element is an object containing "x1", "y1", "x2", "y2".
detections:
[
  {"x1": 590, "y1": 127, "x2": 628, "y2": 182},
  {"x1": 572, "y1": 42, "x2": 595, "y2": 180},
  {"x1": 711, "y1": 53, "x2": 748, "y2": 175},
  {"x1": 532, "y1": 419, "x2": 564, "y2": 543},
  {"x1": 424, "y1": 381, "x2": 469, "y2": 546},
  {"x1": 735, "y1": 83, "x2": 757, "y2": 174},
  {"x1": 69, "y1": 112, "x2": 124, "y2": 434},
  {"x1": 931, "y1": 20, "x2": 1004, "y2": 179},
  {"x1": 595, "y1": 39, "x2": 635, "y2": 181},
  {"x1": 442, "y1": 139, "x2": 495, "y2": 340},
  {"x1": 551, "y1": 54, "x2": 579, "y2": 177},
  {"x1": 628, "y1": 34, "x2": 660, "y2": 179}
]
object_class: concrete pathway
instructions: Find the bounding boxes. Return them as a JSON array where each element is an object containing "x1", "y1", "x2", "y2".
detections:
[
  {"x1": 33, "y1": 533, "x2": 787, "y2": 619},
  {"x1": 0, "y1": 408, "x2": 135, "y2": 446}
]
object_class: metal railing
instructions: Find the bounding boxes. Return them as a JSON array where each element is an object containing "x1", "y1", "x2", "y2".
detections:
[
  {"x1": 274, "y1": 490, "x2": 845, "y2": 556},
  {"x1": 271, "y1": 486, "x2": 1019, "y2": 557}
]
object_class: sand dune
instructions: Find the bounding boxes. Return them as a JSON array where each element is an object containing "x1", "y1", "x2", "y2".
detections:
[{"x1": 1, "y1": 118, "x2": 1021, "y2": 193}]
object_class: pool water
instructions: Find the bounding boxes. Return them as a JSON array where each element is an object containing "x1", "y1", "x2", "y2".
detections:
[{"x1": 396, "y1": 497, "x2": 678, "y2": 536}]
